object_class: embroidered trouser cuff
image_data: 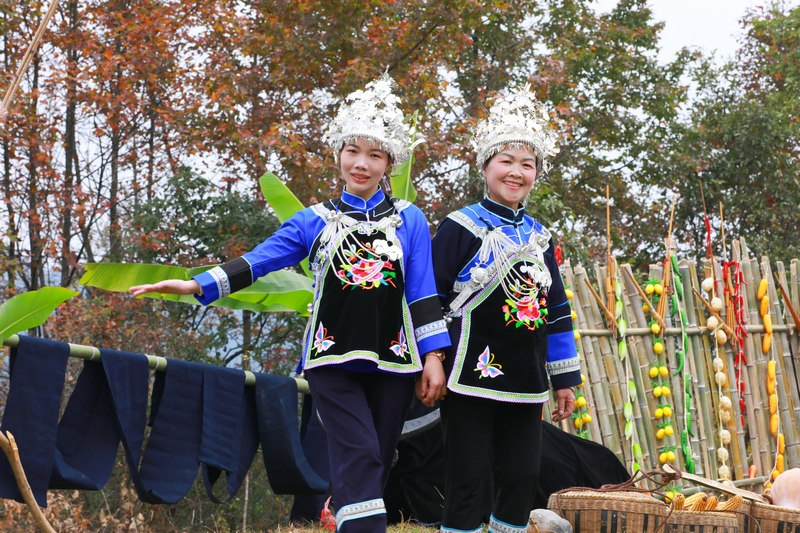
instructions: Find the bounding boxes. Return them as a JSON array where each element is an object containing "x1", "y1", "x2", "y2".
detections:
[
  {"x1": 488, "y1": 514, "x2": 528, "y2": 533},
  {"x1": 439, "y1": 526, "x2": 483, "y2": 533},
  {"x1": 336, "y1": 498, "x2": 387, "y2": 532}
]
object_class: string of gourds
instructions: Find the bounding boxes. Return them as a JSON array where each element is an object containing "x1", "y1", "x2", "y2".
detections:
[
  {"x1": 759, "y1": 278, "x2": 785, "y2": 490},
  {"x1": 701, "y1": 273, "x2": 734, "y2": 484},
  {"x1": 565, "y1": 286, "x2": 592, "y2": 438},
  {"x1": 668, "y1": 255, "x2": 696, "y2": 475},
  {"x1": 613, "y1": 259, "x2": 641, "y2": 474},
  {"x1": 642, "y1": 276, "x2": 681, "y2": 499}
]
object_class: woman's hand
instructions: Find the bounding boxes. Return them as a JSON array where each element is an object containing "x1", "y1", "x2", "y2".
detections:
[
  {"x1": 415, "y1": 352, "x2": 447, "y2": 407},
  {"x1": 129, "y1": 279, "x2": 201, "y2": 297},
  {"x1": 551, "y1": 387, "x2": 575, "y2": 423}
]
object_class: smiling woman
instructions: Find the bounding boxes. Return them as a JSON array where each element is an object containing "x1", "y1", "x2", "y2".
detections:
[
  {"x1": 482, "y1": 147, "x2": 538, "y2": 209},
  {"x1": 128, "y1": 75, "x2": 450, "y2": 533},
  {"x1": 432, "y1": 86, "x2": 581, "y2": 533},
  {"x1": 339, "y1": 139, "x2": 391, "y2": 200}
]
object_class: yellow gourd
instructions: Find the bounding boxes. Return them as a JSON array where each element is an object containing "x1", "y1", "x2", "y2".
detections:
[
  {"x1": 764, "y1": 314, "x2": 773, "y2": 334},
  {"x1": 770, "y1": 393, "x2": 778, "y2": 415},
  {"x1": 758, "y1": 278, "x2": 769, "y2": 300},
  {"x1": 768, "y1": 360, "x2": 777, "y2": 380},
  {"x1": 776, "y1": 453, "x2": 784, "y2": 473},
  {"x1": 778, "y1": 433, "x2": 785, "y2": 454},
  {"x1": 771, "y1": 413, "x2": 779, "y2": 435},
  {"x1": 763, "y1": 333, "x2": 772, "y2": 353},
  {"x1": 760, "y1": 296, "x2": 770, "y2": 317}
]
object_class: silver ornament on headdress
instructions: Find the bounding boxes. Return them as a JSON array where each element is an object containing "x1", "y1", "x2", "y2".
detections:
[
  {"x1": 322, "y1": 74, "x2": 418, "y2": 166},
  {"x1": 473, "y1": 84, "x2": 560, "y2": 173}
]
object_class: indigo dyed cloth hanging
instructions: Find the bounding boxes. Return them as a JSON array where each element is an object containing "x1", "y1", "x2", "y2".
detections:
[
  {"x1": 0, "y1": 336, "x2": 70, "y2": 507},
  {"x1": 0, "y1": 336, "x2": 325, "y2": 506},
  {"x1": 50, "y1": 359, "x2": 122, "y2": 491},
  {"x1": 254, "y1": 372, "x2": 328, "y2": 494},
  {"x1": 200, "y1": 365, "x2": 259, "y2": 503}
]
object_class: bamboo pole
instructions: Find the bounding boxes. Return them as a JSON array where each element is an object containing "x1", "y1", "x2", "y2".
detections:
[
  {"x1": 0, "y1": 431, "x2": 56, "y2": 533},
  {"x1": 562, "y1": 263, "x2": 602, "y2": 444},
  {"x1": 0, "y1": 0, "x2": 61, "y2": 122},
  {"x1": 1, "y1": 335, "x2": 310, "y2": 393},
  {"x1": 683, "y1": 260, "x2": 714, "y2": 478},
  {"x1": 620, "y1": 264, "x2": 659, "y2": 473},
  {"x1": 594, "y1": 263, "x2": 628, "y2": 459},
  {"x1": 736, "y1": 239, "x2": 769, "y2": 477},
  {"x1": 763, "y1": 258, "x2": 800, "y2": 471},
  {"x1": 573, "y1": 265, "x2": 620, "y2": 456},
  {"x1": 711, "y1": 257, "x2": 748, "y2": 481},
  {"x1": 775, "y1": 263, "x2": 800, "y2": 466},
  {"x1": 622, "y1": 267, "x2": 667, "y2": 330}
]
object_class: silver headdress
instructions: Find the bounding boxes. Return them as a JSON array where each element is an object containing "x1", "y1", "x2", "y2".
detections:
[
  {"x1": 322, "y1": 74, "x2": 414, "y2": 165},
  {"x1": 473, "y1": 85, "x2": 559, "y2": 173}
]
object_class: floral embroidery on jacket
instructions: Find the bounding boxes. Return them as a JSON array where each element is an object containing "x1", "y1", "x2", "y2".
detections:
[
  {"x1": 502, "y1": 274, "x2": 548, "y2": 330},
  {"x1": 337, "y1": 240, "x2": 399, "y2": 290},
  {"x1": 475, "y1": 346, "x2": 504, "y2": 378}
]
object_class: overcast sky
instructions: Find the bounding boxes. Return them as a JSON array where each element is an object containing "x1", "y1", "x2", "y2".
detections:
[{"x1": 592, "y1": 0, "x2": 798, "y2": 63}]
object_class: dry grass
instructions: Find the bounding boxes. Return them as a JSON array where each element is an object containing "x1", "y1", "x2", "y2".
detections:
[{"x1": 269, "y1": 523, "x2": 438, "y2": 532}]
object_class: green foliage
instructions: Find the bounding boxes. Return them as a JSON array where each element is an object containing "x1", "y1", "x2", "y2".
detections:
[
  {"x1": 0, "y1": 287, "x2": 78, "y2": 343},
  {"x1": 390, "y1": 111, "x2": 421, "y2": 202},
  {"x1": 667, "y1": 4, "x2": 800, "y2": 263},
  {"x1": 80, "y1": 262, "x2": 313, "y2": 315},
  {"x1": 127, "y1": 168, "x2": 280, "y2": 265}
]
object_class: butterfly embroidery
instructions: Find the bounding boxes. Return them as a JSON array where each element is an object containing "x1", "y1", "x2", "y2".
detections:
[
  {"x1": 475, "y1": 346, "x2": 504, "y2": 378},
  {"x1": 389, "y1": 328, "x2": 409, "y2": 358},
  {"x1": 313, "y1": 323, "x2": 336, "y2": 353}
]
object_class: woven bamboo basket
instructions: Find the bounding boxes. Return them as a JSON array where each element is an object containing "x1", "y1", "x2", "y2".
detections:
[
  {"x1": 664, "y1": 510, "x2": 740, "y2": 532},
  {"x1": 548, "y1": 490, "x2": 669, "y2": 532},
  {"x1": 749, "y1": 501, "x2": 800, "y2": 533}
]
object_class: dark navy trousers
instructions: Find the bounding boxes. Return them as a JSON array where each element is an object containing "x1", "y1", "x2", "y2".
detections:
[
  {"x1": 440, "y1": 394, "x2": 543, "y2": 533},
  {"x1": 305, "y1": 366, "x2": 414, "y2": 533}
]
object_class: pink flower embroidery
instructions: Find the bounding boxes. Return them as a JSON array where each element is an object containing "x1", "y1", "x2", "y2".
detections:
[
  {"x1": 349, "y1": 259, "x2": 384, "y2": 285},
  {"x1": 515, "y1": 295, "x2": 541, "y2": 322}
]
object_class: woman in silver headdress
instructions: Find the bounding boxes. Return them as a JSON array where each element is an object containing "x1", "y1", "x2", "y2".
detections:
[
  {"x1": 130, "y1": 75, "x2": 450, "y2": 533},
  {"x1": 431, "y1": 86, "x2": 581, "y2": 533}
]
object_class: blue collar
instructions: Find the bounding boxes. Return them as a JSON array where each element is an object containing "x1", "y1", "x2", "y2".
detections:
[
  {"x1": 480, "y1": 197, "x2": 525, "y2": 224},
  {"x1": 341, "y1": 187, "x2": 385, "y2": 211}
]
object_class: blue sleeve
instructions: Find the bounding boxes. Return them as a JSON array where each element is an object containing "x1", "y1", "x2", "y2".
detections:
[
  {"x1": 400, "y1": 206, "x2": 451, "y2": 354},
  {"x1": 542, "y1": 238, "x2": 582, "y2": 390},
  {"x1": 193, "y1": 209, "x2": 313, "y2": 305},
  {"x1": 431, "y1": 216, "x2": 481, "y2": 305}
]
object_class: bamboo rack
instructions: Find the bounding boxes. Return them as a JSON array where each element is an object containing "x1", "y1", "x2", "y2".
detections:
[
  {"x1": 554, "y1": 240, "x2": 800, "y2": 489},
  {"x1": 1, "y1": 334, "x2": 311, "y2": 394}
]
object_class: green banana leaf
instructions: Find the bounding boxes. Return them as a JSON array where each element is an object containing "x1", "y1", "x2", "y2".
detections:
[
  {"x1": 80, "y1": 262, "x2": 313, "y2": 315},
  {"x1": 0, "y1": 286, "x2": 78, "y2": 343},
  {"x1": 258, "y1": 171, "x2": 312, "y2": 277},
  {"x1": 390, "y1": 110, "x2": 421, "y2": 202},
  {"x1": 259, "y1": 171, "x2": 306, "y2": 223}
]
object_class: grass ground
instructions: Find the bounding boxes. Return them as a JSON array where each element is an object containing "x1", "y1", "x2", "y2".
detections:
[{"x1": 269, "y1": 523, "x2": 439, "y2": 532}]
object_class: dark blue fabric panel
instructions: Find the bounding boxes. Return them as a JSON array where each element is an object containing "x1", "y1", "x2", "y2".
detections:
[
  {"x1": 200, "y1": 366, "x2": 244, "y2": 472},
  {"x1": 99, "y1": 348, "x2": 150, "y2": 499},
  {"x1": 254, "y1": 372, "x2": 327, "y2": 494},
  {"x1": 0, "y1": 336, "x2": 70, "y2": 507},
  {"x1": 136, "y1": 359, "x2": 203, "y2": 504},
  {"x1": 202, "y1": 385, "x2": 260, "y2": 503},
  {"x1": 50, "y1": 360, "x2": 119, "y2": 490}
]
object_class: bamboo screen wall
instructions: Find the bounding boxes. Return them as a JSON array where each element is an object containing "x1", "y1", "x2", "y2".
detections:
[{"x1": 553, "y1": 238, "x2": 799, "y2": 488}]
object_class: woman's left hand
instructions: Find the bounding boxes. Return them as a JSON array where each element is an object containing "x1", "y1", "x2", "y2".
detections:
[
  {"x1": 551, "y1": 387, "x2": 576, "y2": 422},
  {"x1": 416, "y1": 353, "x2": 447, "y2": 407}
]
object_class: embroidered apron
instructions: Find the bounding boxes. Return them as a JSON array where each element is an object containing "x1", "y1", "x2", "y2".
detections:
[
  {"x1": 446, "y1": 228, "x2": 552, "y2": 402},
  {"x1": 302, "y1": 204, "x2": 421, "y2": 373}
]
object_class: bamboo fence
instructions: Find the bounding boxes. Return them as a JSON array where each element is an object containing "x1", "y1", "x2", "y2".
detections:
[{"x1": 556, "y1": 238, "x2": 799, "y2": 490}]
